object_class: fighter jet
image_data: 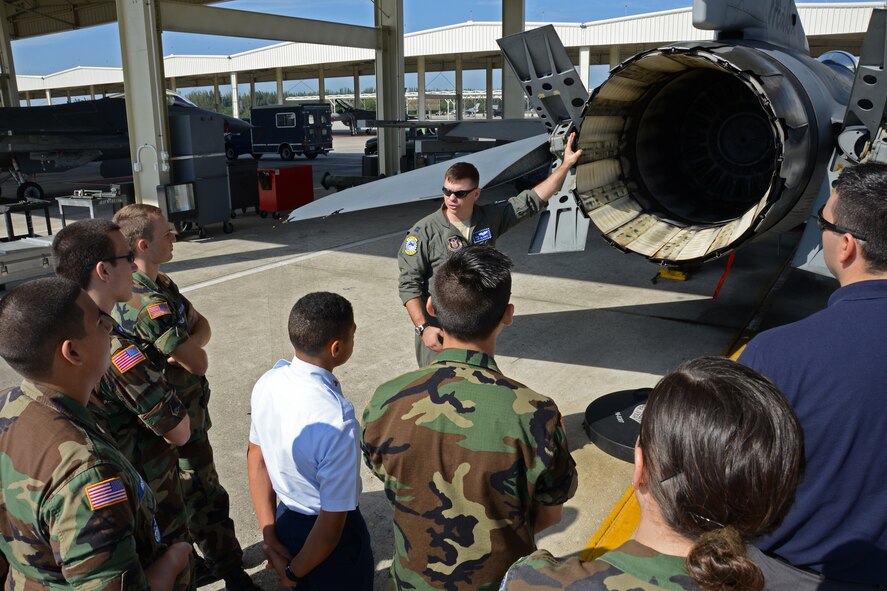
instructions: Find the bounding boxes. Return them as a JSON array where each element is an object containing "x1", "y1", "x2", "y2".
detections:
[
  {"x1": 331, "y1": 97, "x2": 376, "y2": 135},
  {"x1": 287, "y1": 0, "x2": 885, "y2": 277},
  {"x1": 0, "y1": 91, "x2": 250, "y2": 200}
]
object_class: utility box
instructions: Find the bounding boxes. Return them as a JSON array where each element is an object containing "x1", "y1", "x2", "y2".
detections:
[
  {"x1": 169, "y1": 112, "x2": 233, "y2": 237},
  {"x1": 227, "y1": 159, "x2": 259, "y2": 216},
  {"x1": 250, "y1": 104, "x2": 333, "y2": 161},
  {"x1": 257, "y1": 166, "x2": 314, "y2": 219}
]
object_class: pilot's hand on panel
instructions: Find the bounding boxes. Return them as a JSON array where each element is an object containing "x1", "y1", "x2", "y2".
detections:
[
  {"x1": 422, "y1": 327, "x2": 445, "y2": 353},
  {"x1": 562, "y1": 131, "x2": 583, "y2": 168},
  {"x1": 167, "y1": 356, "x2": 180, "y2": 367}
]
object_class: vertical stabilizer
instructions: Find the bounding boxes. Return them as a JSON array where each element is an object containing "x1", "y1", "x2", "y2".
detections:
[{"x1": 693, "y1": 0, "x2": 808, "y2": 53}]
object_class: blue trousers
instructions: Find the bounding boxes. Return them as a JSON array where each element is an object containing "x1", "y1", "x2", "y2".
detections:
[{"x1": 275, "y1": 504, "x2": 373, "y2": 591}]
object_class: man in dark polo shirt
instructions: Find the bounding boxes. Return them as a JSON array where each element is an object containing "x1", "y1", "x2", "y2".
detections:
[
  {"x1": 398, "y1": 132, "x2": 582, "y2": 367},
  {"x1": 739, "y1": 162, "x2": 887, "y2": 588}
]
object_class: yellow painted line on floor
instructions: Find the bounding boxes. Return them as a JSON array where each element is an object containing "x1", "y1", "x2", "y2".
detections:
[{"x1": 580, "y1": 485, "x2": 640, "y2": 561}]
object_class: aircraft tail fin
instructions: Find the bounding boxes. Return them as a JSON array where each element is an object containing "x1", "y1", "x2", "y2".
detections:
[{"x1": 693, "y1": 0, "x2": 808, "y2": 53}]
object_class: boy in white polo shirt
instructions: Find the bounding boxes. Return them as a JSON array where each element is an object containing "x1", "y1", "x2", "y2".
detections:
[{"x1": 247, "y1": 292, "x2": 372, "y2": 590}]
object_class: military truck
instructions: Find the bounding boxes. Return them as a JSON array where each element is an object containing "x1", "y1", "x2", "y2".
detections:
[{"x1": 250, "y1": 104, "x2": 333, "y2": 160}]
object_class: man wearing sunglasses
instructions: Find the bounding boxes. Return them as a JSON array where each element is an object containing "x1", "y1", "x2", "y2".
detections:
[
  {"x1": 739, "y1": 162, "x2": 887, "y2": 589},
  {"x1": 399, "y1": 131, "x2": 583, "y2": 366},
  {"x1": 52, "y1": 219, "x2": 194, "y2": 590}
]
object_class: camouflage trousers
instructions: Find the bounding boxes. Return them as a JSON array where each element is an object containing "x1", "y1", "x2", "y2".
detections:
[
  {"x1": 143, "y1": 446, "x2": 193, "y2": 591},
  {"x1": 178, "y1": 434, "x2": 244, "y2": 578},
  {"x1": 176, "y1": 382, "x2": 243, "y2": 578}
]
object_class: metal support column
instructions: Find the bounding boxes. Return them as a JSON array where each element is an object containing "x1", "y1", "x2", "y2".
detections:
[
  {"x1": 0, "y1": 2, "x2": 19, "y2": 108},
  {"x1": 486, "y1": 59, "x2": 494, "y2": 118},
  {"x1": 230, "y1": 71, "x2": 239, "y2": 118},
  {"x1": 170, "y1": 76, "x2": 177, "y2": 91},
  {"x1": 115, "y1": 0, "x2": 171, "y2": 207},
  {"x1": 353, "y1": 67, "x2": 361, "y2": 108},
  {"x1": 375, "y1": 0, "x2": 405, "y2": 175},
  {"x1": 501, "y1": 0, "x2": 525, "y2": 118},
  {"x1": 609, "y1": 45, "x2": 621, "y2": 68},
  {"x1": 45, "y1": 89, "x2": 51, "y2": 104},
  {"x1": 276, "y1": 67, "x2": 284, "y2": 103},
  {"x1": 580, "y1": 46, "x2": 590, "y2": 91},
  {"x1": 318, "y1": 65, "x2": 325, "y2": 101},
  {"x1": 417, "y1": 55, "x2": 426, "y2": 120},
  {"x1": 455, "y1": 55, "x2": 463, "y2": 120},
  {"x1": 212, "y1": 76, "x2": 220, "y2": 111}
]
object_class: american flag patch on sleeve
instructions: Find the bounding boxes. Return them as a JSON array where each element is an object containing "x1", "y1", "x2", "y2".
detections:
[
  {"x1": 147, "y1": 303, "x2": 171, "y2": 319},
  {"x1": 85, "y1": 477, "x2": 128, "y2": 510},
  {"x1": 111, "y1": 345, "x2": 146, "y2": 374}
]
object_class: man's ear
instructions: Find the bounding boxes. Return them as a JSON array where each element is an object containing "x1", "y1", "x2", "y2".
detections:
[
  {"x1": 632, "y1": 442, "x2": 645, "y2": 490},
  {"x1": 500, "y1": 303, "x2": 514, "y2": 327},
  {"x1": 59, "y1": 339, "x2": 84, "y2": 367},
  {"x1": 94, "y1": 261, "x2": 111, "y2": 282},
  {"x1": 136, "y1": 238, "x2": 149, "y2": 254},
  {"x1": 329, "y1": 338, "x2": 342, "y2": 360},
  {"x1": 425, "y1": 297, "x2": 437, "y2": 318},
  {"x1": 838, "y1": 233, "x2": 858, "y2": 266}
]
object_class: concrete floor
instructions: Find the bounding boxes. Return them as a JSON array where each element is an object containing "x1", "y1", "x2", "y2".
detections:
[{"x1": 0, "y1": 129, "x2": 830, "y2": 590}]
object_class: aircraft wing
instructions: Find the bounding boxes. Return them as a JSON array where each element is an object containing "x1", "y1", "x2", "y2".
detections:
[{"x1": 287, "y1": 133, "x2": 550, "y2": 222}]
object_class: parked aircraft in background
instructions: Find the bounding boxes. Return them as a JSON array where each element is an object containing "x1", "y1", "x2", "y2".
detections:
[
  {"x1": 289, "y1": 0, "x2": 882, "y2": 278},
  {"x1": 330, "y1": 97, "x2": 376, "y2": 135},
  {"x1": 464, "y1": 102, "x2": 482, "y2": 117},
  {"x1": 0, "y1": 91, "x2": 250, "y2": 200}
]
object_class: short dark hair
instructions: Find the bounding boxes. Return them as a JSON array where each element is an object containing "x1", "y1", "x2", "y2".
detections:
[
  {"x1": 431, "y1": 245, "x2": 512, "y2": 341},
  {"x1": 639, "y1": 357, "x2": 804, "y2": 591},
  {"x1": 113, "y1": 203, "x2": 164, "y2": 251},
  {"x1": 444, "y1": 162, "x2": 480, "y2": 187},
  {"x1": 287, "y1": 292, "x2": 354, "y2": 356},
  {"x1": 53, "y1": 219, "x2": 121, "y2": 288},
  {"x1": 0, "y1": 277, "x2": 86, "y2": 380},
  {"x1": 832, "y1": 162, "x2": 887, "y2": 271}
]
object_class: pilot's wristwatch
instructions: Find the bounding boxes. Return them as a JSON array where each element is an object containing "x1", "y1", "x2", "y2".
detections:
[{"x1": 415, "y1": 322, "x2": 429, "y2": 336}]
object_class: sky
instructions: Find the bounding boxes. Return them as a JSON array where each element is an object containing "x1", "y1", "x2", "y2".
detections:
[{"x1": 10, "y1": 0, "x2": 864, "y2": 96}]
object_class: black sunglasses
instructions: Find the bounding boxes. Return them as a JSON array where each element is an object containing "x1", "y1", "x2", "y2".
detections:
[
  {"x1": 88, "y1": 252, "x2": 135, "y2": 271},
  {"x1": 441, "y1": 186, "x2": 477, "y2": 199},
  {"x1": 816, "y1": 206, "x2": 867, "y2": 241}
]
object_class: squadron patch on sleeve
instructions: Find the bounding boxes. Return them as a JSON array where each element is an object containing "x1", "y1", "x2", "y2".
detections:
[
  {"x1": 403, "y1": 235, "x2": 419, "y2": 256},
  {"x1": 447, "y1": 236, "x2": 464, "y2": 252},
  {"x1": 111, "y1": 345, "x2": 146, "y2": 374},
  {"x1": 146, "y1": 303, "x2": 171, "y2": 319},
  {"x1": 85, "y1": 477, "x2": 128, "y2": 510}
]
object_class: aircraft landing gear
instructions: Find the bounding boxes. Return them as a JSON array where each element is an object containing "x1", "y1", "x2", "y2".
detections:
[{"x1": 17, "y1": 181, "x2": 44, "y2": 201}]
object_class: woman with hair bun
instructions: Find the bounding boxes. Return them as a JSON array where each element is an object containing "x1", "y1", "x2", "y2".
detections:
[{"x1": 501, "y1": 356, "x2": 804, "y2": 591}]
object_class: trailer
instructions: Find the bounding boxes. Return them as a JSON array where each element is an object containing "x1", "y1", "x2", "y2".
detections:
[{"x1": 249, "y1": 104, "x2": 333, "y2": 160}]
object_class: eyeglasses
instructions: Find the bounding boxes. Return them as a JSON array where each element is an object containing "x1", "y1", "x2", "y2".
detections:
[
  {"x1": 87, "y1": 252, "x2": 135, "y2": 271},
  {"x1": 441, "y1": 186, "x2": 477, "y2": 199},
  {"x1": 816, "y1": 206, "x2": 867, "y2": 241}
]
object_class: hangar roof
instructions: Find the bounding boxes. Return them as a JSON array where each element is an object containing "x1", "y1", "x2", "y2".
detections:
[{"x1": 12, "y1": 2, "x2": 886, "y2": 96}]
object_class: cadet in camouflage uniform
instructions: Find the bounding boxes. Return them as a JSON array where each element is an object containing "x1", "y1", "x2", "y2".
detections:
[
  {"x1": 113, "y1": 204, "x2": 255, "y2": 590},
  {"x1": 0, "y1": 277, "x2": 191, "y2": 590},
  {"x1": 364, "y1": 246, "x2": 578, "y2": 591},
  {"x1": 52, "y1": 220, "x2": 194, "y2": 591},
  {"x1": 501, "y1": 358, "x2": 805, "y2": 591},
  {"x1": 400, "y1": 133, "x2": 582, "y2": 367}
]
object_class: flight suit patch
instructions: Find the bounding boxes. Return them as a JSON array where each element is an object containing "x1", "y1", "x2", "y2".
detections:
[
  {"x1": 472, "y1": 227, "x2": 492, "y2": 243},
  {"x1": 403, "y1": 235, "x2": 419, "y2": 256},
  {"x1": 447, "y1": 236, "x2": 464, "y2": 252}
]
